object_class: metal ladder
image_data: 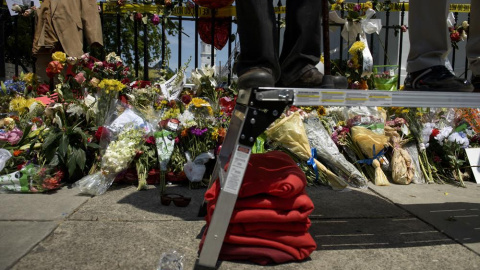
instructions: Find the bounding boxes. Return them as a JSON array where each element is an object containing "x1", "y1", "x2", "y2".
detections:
[{"x1": 195, "y1": 87, "x2": 480, "y2": 269}]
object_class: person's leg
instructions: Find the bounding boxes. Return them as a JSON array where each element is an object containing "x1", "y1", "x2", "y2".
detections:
[
  {"x1": 278, "y1": 0, "x2": 323, "y2": 87},
  {"x1": 404, "y1": 0, "x2": 472, "y2": 91},
  {"x1": 467, "y1": 0, "x2": 480, "y2": 90},
  {"x1": 407, "y1": 0, "x2": 448, "y2": 72},
  {"x1": 235, "y1": 0, "x2": 279, "y2": 88}
]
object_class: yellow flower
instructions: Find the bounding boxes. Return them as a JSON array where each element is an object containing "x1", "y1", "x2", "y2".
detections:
[
  {"x1": 189, "y1": 98, "x2": 213, "y2": 116},
  {"x1": 52, "y1": 51, "x2": 67, "y2": 63},
  {"x1": 364, "y1": 1, "x2": 373, "y2": 10},
  {"x1": 98, "y1": 79, "x2": 126, "y2": 93},
  {"x1": 22, "y1": 73, "x2": 37, "y2": 84},
  {"x1": 211, "y1": 127, "x2": 219, "y2": 141},
  {"x1": 9, "y1": 97, "x2": 28, "y2": 113},
  {"x1": 401, "y1": 108, "x2": 410, "y2": 114},
  {"x1": 320, "y1": 54, "x2": 324, "y2": 64},
  {"x1": 316, "y1": 106, "x2": 327, "y2": 116},
  {"x1": 336, "y1": 0, "x2": 344, "y2": 4},
  {"x1": 348, "y1": 41, "x2": 366, "y2": 55}
]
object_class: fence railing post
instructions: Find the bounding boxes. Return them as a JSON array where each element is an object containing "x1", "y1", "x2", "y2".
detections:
[
  {"x1": 397, "y1": 2, "x2": 406, "y2": 89},
  {"x1": 116, "y1": 12, "x2": 121, "y2": 56},
  {"x1": 178, "y1": 1, "x2": 183, "y2": 71},
  {"x1": 143, "y1": 14, "x2": 148, "y2": 81},
  {"x1": 194, "y1": 4, "x2": 199, "y2": 69}
]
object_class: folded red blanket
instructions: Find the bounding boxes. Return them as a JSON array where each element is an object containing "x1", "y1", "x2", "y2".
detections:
[
  {"x1": 200, "y1": 229, "x2": 316, "y2": 262},
  {"x1": 228, "y1": 219, "x2": 311, "y2": 234},
  {"x1": 206, "y1": 193, "x2": 314, "y2": 224},
  {"x1": 218, "y1": 243, "x2": 297, "y2": 265},
  {"x1": 205, "y1": 151, "x2": 306, "y2": 200}
]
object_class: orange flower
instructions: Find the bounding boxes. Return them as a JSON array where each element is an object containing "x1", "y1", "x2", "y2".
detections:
[
  {"x1": 181, "y1": 128, "x2": 188, "y2": 137},
  {"x1": 13, "y1": 150, "x2": 23, "y2": 156},
  {"x1": 46, "y1": 61, "x2": 64, "y2": 78}
]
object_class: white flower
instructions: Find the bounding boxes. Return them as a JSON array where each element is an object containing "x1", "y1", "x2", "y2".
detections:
[
  {"x1": 45, "y1": 103, "x2": 63, "y2": 119},
  {"x1": 11, "y1": 4, "x2": 22, "y2": 12},
  {"x1": 434, "y1": 126, "x2": 453, "y2": 145},
  {"x1": 448, "y1": 132, "x2": 469, "y2": 148},
  {"x1": 66, "y1": 103, "x2": 86, "y2": 117},
  {"x1": 190, "y1": 69, "x2": 202, "y2": 86},
  {"x1": 421, "y1": 122, "x2": 435, "y2": 145},
  {"x1": 202, "y1": 65, "x2": 215, "y2": 78},
  {"x1": 178, "y1": 110, "x2": 197, "y2": 128}
]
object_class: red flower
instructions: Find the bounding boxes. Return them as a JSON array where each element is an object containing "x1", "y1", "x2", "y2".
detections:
[
  {"x1": 430, "y1": 128, "x2": 440, "y2": 140},
  {"x1": 54, "y1": 170, "x2": 65, "y2": 181},
  {"x1": 95, "y1": 126, "x2": 110, "y2": 142},
  {"x1": 46, "y1": 61, "x2": 64, "y2": 78},
  {"x1": 219, "y1": 96, "x2": 236, "y2": 116},
  {"x1": 181, "y1": 94, "x2": 192, "y2": 105},
  {"x1": 13, "y1": 150, "x2": 23, "y2": 157},
  {"x1": 36, "y1": 83, "x2": 50, "y2": 95},
  {"x1": 134, "y1": 12, "x2": 143, "y2": 21},
  {"x1": 145, "y1": 136, "x2": 155, "y2": 145},
  {"x1": 42, "y1": 177, "x2": 61, "y2": 190},
  {"x1": 121, "y1": 78, "x2": 131, "y2": 85},
  {"x1": 119, "y1": 94, "x2": 129, "y2": 105},
  {"x1": 450, "y1": 31, "x2": 461, "y2": 42}
]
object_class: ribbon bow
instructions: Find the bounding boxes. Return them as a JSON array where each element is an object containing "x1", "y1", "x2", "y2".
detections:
[
  {"x1": 357, "y1": 144, "x2": 385, "y2": 166},
  {"x1": 307, "y1": 148, "x2": 319, "y2": 182}
]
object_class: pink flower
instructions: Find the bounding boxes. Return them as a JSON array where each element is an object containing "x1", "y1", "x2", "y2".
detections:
[
  {"x1": 0, "y1": 127, "x2": 23, "y2": 145},
  {"x1": 74, "y1": 72, "x2": 86, "y2": 84},
  {"x1": 151, "y1": 14, "x2": 160, "y2": 25}
]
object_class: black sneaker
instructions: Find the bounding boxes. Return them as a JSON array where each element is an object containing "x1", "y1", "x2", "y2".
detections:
[
  {"x1": 404, "y1": 65, "x2": 473, "y2": 92},
  {"x1": 472, "y1": 75, "x2": 480, "y2": 92}
]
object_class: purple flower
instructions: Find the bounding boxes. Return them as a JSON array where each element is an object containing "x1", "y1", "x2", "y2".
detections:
[
  {"x1": 353, "y1": 4, "x2": 361, "y2": 12},
  {"x1": 190, "y1": 127, "x2": 208, "y2": 136}
]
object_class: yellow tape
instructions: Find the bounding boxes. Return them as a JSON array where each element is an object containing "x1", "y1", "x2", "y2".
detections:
[{"x1": 2, "y1": 1, "x2": 471, "y2": 16}]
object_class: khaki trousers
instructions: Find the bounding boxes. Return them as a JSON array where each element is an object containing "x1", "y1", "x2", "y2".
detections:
[{"x1": 407, "y1": 0, "x2": 480, "y2": 76}]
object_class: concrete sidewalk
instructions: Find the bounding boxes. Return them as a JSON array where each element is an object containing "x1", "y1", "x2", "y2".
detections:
[{"x1": 1, "y1": 182, "x2": 479, "y2": 270}]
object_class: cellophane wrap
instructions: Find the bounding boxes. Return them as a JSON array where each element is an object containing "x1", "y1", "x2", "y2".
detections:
[{"x1": 304, "y1": 115, "x2": 368, "y2": 188}]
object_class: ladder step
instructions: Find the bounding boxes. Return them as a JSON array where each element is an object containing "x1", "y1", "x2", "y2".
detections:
[{"x1": 255, "y1": 87, "x2": 480, "y2": 108}]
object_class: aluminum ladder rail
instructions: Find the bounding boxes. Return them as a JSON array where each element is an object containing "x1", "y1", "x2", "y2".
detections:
[{"x1": 195, "y1": 87, "x2": 480, "y2": 269}]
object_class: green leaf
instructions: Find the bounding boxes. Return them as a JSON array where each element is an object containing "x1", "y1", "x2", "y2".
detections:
[
  {"x1": 87, "y1": 142, "x2": 100, "y2": 149},
  {"x1": 75, "y1": 148, "x2": 86, "y2": 171},
  {"x1": 42, "y1": 131, "x2": 62, "y2": 150},
  {"x1": 67, "y1": 151, "x2": 78, "y2": 177},
  {"x1": 455, "y1": 123, "x2": 468, "y2": 132},
  {"x1": 58, "y1": 134, "x2": 69, "y2": 159},
  {"x1": 49, "y1": 154, "x2": 60, "y2": 166}
]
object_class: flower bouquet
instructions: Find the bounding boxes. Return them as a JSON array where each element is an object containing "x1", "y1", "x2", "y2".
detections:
[
  {"x1": 265, "y1": 111, "x2": 348, "y2": 190},
  {"x1": 304, "y1": 112, "x2": 368, "y2": 188},
  {"x1": 77, "y1": 108, "x2": 149, "y2": 195},
  {"x1": 0, "y1": 164, "x2": 62, "y2": 193},
  {"x1": 350, "y1": 126, "x2": 389, "y2": 186}
]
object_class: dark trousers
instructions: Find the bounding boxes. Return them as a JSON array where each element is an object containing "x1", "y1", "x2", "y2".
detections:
[{"x1": 235, "y1": 0, "x2": 322, "y2": 85}]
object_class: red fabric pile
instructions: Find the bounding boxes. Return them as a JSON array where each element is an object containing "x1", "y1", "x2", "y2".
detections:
[{"x1": 199, "y1": 151, "x2": 317, "y2": 265}]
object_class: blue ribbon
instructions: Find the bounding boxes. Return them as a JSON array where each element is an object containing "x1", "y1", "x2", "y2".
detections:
[
  {"x1": 356, "y1": 144, "x2": 385, "y2": 166},
  {"x1": 307, "y1": 148, "x2": 319, "y2": 182}
]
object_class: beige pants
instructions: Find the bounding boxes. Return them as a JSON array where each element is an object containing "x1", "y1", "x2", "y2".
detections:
[{"x1": 407, "y1": 0, "x2": 480, "y2": 76}]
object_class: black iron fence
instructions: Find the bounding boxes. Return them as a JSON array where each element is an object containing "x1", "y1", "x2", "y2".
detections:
[{"x1": 0, "y1": 1, "x2": 473, "y2": 88}]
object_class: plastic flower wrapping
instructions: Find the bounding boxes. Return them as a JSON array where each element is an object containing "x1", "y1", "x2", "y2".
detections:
[{"x1": 77, "y1": 108, "x2": 150, "y2": 196}]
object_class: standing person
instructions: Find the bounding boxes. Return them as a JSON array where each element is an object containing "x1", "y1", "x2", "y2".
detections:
[
  {"x1": 405, "y1": 0, "x2": 479, "y2": 91},
  {"x1": 235, "y1": 0, "x2": 325, "y2": 89},
  {"x1": 32, "y1": 0, "x2": 103, "y2": 82}
]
